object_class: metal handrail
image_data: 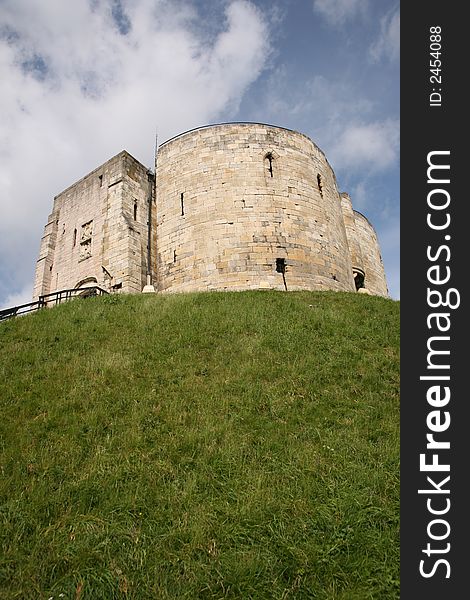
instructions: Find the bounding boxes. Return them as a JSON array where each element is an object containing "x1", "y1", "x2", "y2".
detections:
[{"x1": 0, "y1": 286, "x2": 109, "y2": 322}]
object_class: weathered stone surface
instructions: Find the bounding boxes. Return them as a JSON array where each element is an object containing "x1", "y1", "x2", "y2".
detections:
[
  {"x1": 33, "y1": 123, "x2": 389, "y2": 300},
  {"x1": 33, "y1": 151, "x2": 155, "y2": 299},
  {"x1": 352, "y1": 211, "x2": 389, "y2": 297}
]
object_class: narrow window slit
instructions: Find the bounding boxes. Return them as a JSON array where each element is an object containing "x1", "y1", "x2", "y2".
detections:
[
  {"x1": 265, "y1": 152, "x2": 274, "y2": 177},
  {"x1": 73, "y1": 228, "x2": 77, "y2": 247},
  {"x1": 317, "y1": 174, "x2": 323, "y2": 198},
  {"x1": 134, "y1": 200, "x2": 138, "y2": 221},
  {"x1": 180, "y1": 192, "x2": 184, "y2": 216},
  {"x1": 173, "y1": 249, "x2": 177, "y2": 263},
  {"x1": 99, "y1": 174, "x2": 103, "y2": 187}
]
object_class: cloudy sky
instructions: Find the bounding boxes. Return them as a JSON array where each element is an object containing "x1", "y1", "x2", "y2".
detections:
[{"x1": 0, "y1": 0, "x2": 399, "y2": 307}]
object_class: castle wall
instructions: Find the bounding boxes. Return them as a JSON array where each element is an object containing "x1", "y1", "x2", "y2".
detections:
[
  {"x1": 33, "y1": 151, "x2": 155, "y2": 300},
  {"x1": 352, "y1": 211, "x2": 389, "y2": 297},
  {"x1": 32, "y1": 123, "x2": 389, "y2": 303},
  {"x1": 155, "y1": 123, "x2": 356, "y2": 293},
  {"x1": 340, "y1": 192, "x2": 365, "y2": 289}
]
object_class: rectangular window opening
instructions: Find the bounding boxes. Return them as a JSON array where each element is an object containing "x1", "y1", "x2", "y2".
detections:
[
  {"x1": 276, "y1": 257, "x2": 286, "y2": 274},
  {"x1": 180, "y1": 193, "x2": 184, "y2": 216}
]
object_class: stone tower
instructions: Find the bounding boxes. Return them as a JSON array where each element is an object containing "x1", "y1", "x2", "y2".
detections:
[
  {"x1": 33, "y1": 123, "x2": 388, "y2": 299},
  {"x1": 33, "y1": 151, "x2": 156, "y2": 299}
]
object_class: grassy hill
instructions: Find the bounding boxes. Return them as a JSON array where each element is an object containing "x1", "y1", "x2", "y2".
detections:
[{"x1": 0, "y1": 290, "x2": 399, "y2": 600}]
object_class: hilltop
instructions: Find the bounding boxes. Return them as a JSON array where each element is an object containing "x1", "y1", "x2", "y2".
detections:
[{"x1": 0, "y1": 291, "x2": 399, "y2": 599}]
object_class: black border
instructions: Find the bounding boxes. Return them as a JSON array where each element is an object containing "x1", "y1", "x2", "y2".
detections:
[{"x1": 401, "y1": 4, "x2": 467, "y2": 597}]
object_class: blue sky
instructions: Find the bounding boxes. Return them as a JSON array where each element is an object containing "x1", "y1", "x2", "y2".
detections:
[{"x1": 0, "y1": 0, "x2": 399, "y2": 306}]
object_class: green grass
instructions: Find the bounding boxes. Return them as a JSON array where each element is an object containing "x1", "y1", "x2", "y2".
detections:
[{"x1": 0, "y1": 290, "x2": 399, "y2": 599}]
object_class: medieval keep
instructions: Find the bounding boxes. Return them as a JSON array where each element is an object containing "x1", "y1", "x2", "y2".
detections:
[{"x1": 33, "y1": 123, "x2": 388, "y2": 299}]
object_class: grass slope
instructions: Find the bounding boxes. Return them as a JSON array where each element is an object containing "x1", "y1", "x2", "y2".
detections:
[{"x1": 0, "y1": 291, "x2": 399, "y2": 600}]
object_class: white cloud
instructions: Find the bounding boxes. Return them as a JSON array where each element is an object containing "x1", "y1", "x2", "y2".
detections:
[
  {"x1": 329, "y1": 119, "x2": 399, "y2": 172},
  {"x1": 312, "y1": 0, "x2": 368, "y2": 26},
  {"x1": 369, "y1": 6, "x2": 400, "y2": 63},
  {"x1": 260, "y1": 73, "x2": 375, "y2": 148},
  {"x1": 350, "y1": 180, "x2": 367, "y2": 210},
  {"x1": 0, "y1": 284, "x2": 33, "y2": 311},
  {"x1": 257, "y1": 73, "x2": 398, "y2": 179},
  {"x1": 0, "y1": 0, "x2": 271, "y2": 305}
]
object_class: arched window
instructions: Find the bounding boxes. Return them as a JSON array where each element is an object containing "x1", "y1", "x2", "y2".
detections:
[
  {"x1": 74, "y1": 277, "x2": 98, "y2": 290},
  {"x1": 264, "y1": 152, "x2": 274, "y2": 177},
  {"x1": 353, "y1": 268, "x2": 365, "y2": 291}
]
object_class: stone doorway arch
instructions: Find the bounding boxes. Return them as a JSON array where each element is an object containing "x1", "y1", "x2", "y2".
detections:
[{"x1": 74, "y1": 277, "x2": 98, "y2": 297}]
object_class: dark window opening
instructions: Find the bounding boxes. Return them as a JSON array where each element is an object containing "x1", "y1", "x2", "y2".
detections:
[
  {"x1": 353, "y1": 269, "x2": 365, "y2": 291},
  {"x1": 276, "y1": 257, "x2": 286, "y2": 274},
  {"x1": 180, "y1": 193, "x2": 184, "y2": 216},
  {"x1": 265, "y1": 153, "x2": 274, "y2": 177},
  {"x1": 73, "y1": 228, "x2": 77, "y2": 247},
  {"x1": 134, "y1": 201, "x2": 138, "y2": 221},
  {"x1": 99, "y1": 174, "x2": 103, "y2": 187},
  {"x1": 275, "y1": 257, "x2": 288, "y2": 291},
  {"x1": 317, "y1": 174, "x2": 323, "y2": 198},
  {"x1": 173, "y1": 249, "x2": 177, "y2": 263}
]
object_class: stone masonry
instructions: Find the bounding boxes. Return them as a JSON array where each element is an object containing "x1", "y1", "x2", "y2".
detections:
[
  {"x1": 33, "y1": 151, "x2": 156, "y2": 299},
  {"x1": 33, "y1": 123, "x2": 388, "y2": 299}
]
